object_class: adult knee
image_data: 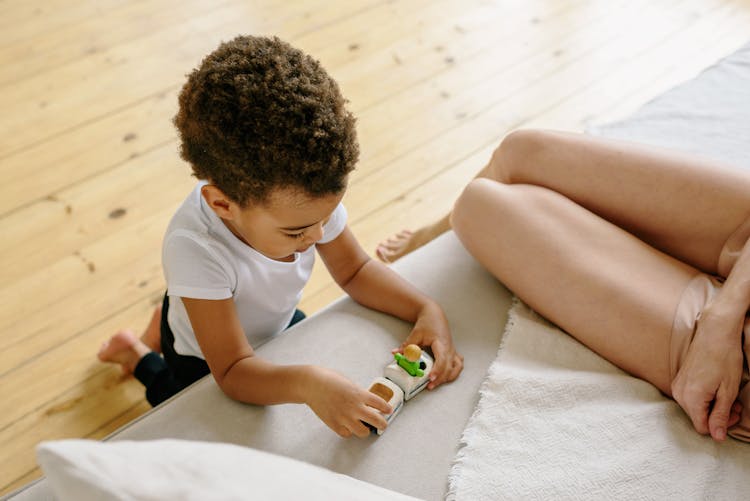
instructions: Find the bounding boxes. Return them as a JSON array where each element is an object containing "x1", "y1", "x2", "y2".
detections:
[
  {"x1": 488, "y1": 129, "x2": 550, "y2": 184},
  {"x1": 452, "y1": 178, "x2": 509, "y2": 247}
]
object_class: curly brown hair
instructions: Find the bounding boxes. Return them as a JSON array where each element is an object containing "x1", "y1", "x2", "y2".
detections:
[{"x1": 173, "y1": 35, "x2": 359, "y2": 206}]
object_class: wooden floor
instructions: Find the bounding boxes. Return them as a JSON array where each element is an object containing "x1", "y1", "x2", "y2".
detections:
[{"x1": 2, "y1": 0, "x2": 749, "y2": 494}]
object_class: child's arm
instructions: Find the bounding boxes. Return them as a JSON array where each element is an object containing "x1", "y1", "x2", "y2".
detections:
[
  {"x1": 317, "y1": 226, "x2": 464, "y2": 390},
  {"x1": 181, "y1": 297, "x2": 391, "y2": 437}
]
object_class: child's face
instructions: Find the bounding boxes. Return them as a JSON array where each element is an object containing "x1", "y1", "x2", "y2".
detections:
[{"x1": 202, "y1": 185, "x2": 344, "y2": 262}]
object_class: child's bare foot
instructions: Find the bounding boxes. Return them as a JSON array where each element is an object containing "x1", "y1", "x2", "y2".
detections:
[
  {"x1": 98, "y1": 330, "x2": 152, "y2": 375},
  {"x1": 140, "y1": 305, "x2": 162, "y2": 354},
  {"x1": 376, "y1": 215, "x2": 452, "y2": 263}
]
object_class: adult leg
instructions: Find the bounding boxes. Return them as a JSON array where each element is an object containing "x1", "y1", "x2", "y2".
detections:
[
  {"x1": 452, "y1": 178, "x2": 699, "y2": 394},
  {"x1": 486, "y1": 129, "x2": 750, "y2": 276},
  {"x1": 378, "y1": 129, "x2": 750, "y2": 272}
]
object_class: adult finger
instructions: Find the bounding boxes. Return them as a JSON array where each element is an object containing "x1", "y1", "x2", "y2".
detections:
[
  {"x1": 728, "y1": 400, "x2": 743, "y2": 428},
  {"x1": 678, "y1": 390, "x2": 710, "y2": 435},
  {"x1": 733, "y1": 400, "x2": 743, "y2": 415},
  {"x1": 708, "y1": 385, "x2": 736, "y2": 441}
]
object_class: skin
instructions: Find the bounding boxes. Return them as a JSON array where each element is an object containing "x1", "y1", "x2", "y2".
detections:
[
  {"x1": 97, "y1": 306, "x2": 161, "y2": 374},
  {"x1": 380, "y1": 129, "x2": 750, "y2": 442},
  {"x1": 104, "y1": 183, "x2": 463, "y2": 439}
]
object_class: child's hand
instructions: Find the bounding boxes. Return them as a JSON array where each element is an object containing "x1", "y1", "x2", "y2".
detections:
[
  {"x1": 394, "y1": 302, "x2": 463, "y2": 390},
  {"x1": 305, "y1": 366, "x2": 392, "y2": 438}
]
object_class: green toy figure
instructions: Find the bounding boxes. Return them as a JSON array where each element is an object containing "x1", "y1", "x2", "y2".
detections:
[{"x1": 394, "y1": 344, "x2": 424, "y2": 377}]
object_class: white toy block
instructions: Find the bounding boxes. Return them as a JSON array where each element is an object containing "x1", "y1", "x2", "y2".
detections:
[
  {"x1": 366, "y1": 377, "x2": 405, "y2": 436},
  {"x1": 383, "y1": 350, "x2": 433, "y2": 401}
]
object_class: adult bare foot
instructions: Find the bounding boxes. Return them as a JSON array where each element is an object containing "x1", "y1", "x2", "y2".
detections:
[
  {"x1": 98, "y1": 330, "x2": 152, "y2": 375},
  {"x1": 140, "y1": 305, "x2": 163, "y2": 354},
  {"x1": 376, "y1": 214, "x2": 452, "y2": 263}
]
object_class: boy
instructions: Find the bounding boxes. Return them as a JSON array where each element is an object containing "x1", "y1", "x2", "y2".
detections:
[{"x1": 98, "y1": 35, "x2": 463, "y2": 438}]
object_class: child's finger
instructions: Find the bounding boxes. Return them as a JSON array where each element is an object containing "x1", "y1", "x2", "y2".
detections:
[
  {"x1": 351, "y1": 420, "x2": 373, "y2": 438},
  {"x1": 364, "y1": 391, "x2": 392, "y2": 415},
  {"x1": 446, "y1": 354, "x2": 464, "y2": 382},
  {"x1": 430, "y1": 343, "x2": 454, "y2": 385},
  {"x1": 430, "y1": 341, "x2": 448, "y2": 372},
  {"x1": 429, "y1": 362, "x2": 450, "y2": 390},
  {"x1": 437, "y1": 355, "x2": 462, "y2": 386},
  {"x1": 430, "y1": 350, "x2": 463, "y2": 389},
  {"x1": 333, "y1": 424, "x2": 353, "y2": 438},
  {"x1": 360, "y1": 406, "x2": 388, "y2": 432}
]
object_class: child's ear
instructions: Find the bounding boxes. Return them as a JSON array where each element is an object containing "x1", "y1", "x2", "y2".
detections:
[{"x1": 201, "y1": 184, "x2": 237, "y2": 220}]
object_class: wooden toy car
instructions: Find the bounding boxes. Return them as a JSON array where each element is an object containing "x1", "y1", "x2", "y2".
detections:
[{"x1": 366, "y1": 344, "x2": 434, "y2": 435}]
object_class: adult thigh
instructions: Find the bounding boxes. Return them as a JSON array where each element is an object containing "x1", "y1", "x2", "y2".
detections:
[
  {"x1": 452, "y1": 178, "x2": 699, "y2": 393},
  {"x1": 491, "y1": 129, "x2": 750, "y2": 276}
]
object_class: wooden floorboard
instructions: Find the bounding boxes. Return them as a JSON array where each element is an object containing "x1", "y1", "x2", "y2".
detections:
[{"x1": 2, "y1": 0, "x2": 749, "y2": 494}]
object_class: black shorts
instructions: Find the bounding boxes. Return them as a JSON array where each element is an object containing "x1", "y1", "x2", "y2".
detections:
[{"x1": 134, "y1": 293, "x2": 305, "y2": 406}]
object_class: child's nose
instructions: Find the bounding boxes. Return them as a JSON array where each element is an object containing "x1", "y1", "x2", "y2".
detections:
[{"x1": 305, "y1": 223, "x2": 325, "y2": 243}]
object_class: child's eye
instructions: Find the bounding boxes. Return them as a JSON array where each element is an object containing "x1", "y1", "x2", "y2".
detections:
[{"x1": 286, "y1": 232, "x2": 305, "y2": 239}]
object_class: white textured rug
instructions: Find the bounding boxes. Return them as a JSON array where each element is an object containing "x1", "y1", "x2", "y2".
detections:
[{"x1": 446, "y1": 299, "x2": 750, "y2": 501}]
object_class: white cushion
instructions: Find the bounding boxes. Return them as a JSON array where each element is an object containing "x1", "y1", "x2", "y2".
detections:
[{"x1": 37, "y1": 439, "x2": 422, "y2": 501}]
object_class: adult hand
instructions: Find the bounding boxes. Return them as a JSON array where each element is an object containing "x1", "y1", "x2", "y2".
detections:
[
  {"x1": 671, "y1": 299, "x2": 745, "y2": 441},
  {"x1": 394, "y1": 302, "x2": 464, "y2": 390},
  {"x1": 305, "y1": 366, "x2": 391, "y2": 438}
]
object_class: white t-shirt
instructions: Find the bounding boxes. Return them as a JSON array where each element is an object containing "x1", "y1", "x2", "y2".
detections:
[{"x1": 162, "y1": 182, "x2": 347, "y2": 358}]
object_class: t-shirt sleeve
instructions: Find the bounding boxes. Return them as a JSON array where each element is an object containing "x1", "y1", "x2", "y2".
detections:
[
  {"x1": 162, "y1": 231, "x2": 235, "y2": 300},
  {"x1": 317, "y1": 203, "x2": 348, "y2": 244}
]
